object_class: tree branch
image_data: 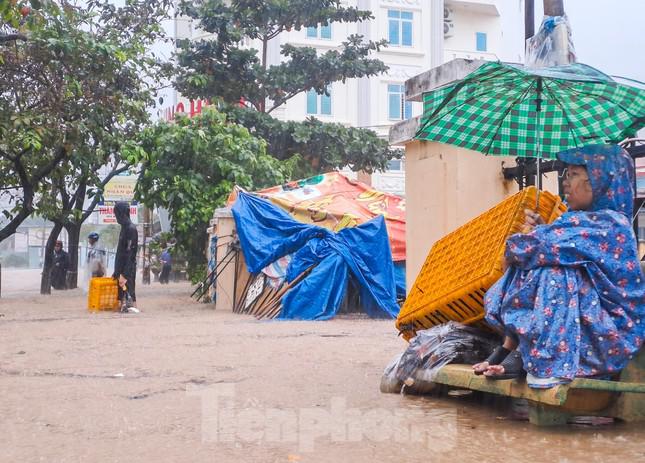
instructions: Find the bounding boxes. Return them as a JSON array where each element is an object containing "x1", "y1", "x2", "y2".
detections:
[
  {"x1": 33, "y1": 146, "x2": 68, "y2": 183},
  {"x1": 0, "y1": 155, "x2": 35, "y2": 242},
  {"x1": 81, "y1": 164, "x2": 128, "y2": 222},
  {"x1": 0, "y1": 33, "x2": 28, "y2": 43}
]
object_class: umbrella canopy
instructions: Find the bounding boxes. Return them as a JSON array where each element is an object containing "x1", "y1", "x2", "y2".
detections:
[{"x1": 415, "y1": 61, "x2": 645, "y2": 159}]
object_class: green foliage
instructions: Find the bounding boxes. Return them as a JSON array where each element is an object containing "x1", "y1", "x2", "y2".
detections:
[
  {"x1": 225, "y1": 106, "x2": 400, "y2": 175},
  {"x1": 0, "y1": 0, "x2": 172, "y2": 242},
  {"x1": 175, "y1": 0, "x2": 387, "y2": 113},
  {"x1": 174, "y1": 0, "x2": 396, "y2": 174},
  {"x1": 136, "y1": 108, "x2": 295, "y2": 277}
]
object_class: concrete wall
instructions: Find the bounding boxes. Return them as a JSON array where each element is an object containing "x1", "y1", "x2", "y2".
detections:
[
  {"x1": 404, "y1": 140, "x2": 515, "y2": 291},
  {"x1": 213, "y1": 211, "x2": 237, "y2": 312},
  {"x1": 404, "y1": 139, "x2": 562, "y2": 292}
]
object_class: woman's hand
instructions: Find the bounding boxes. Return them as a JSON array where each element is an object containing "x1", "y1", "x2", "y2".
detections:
[
  {"x1": 522, "y1": 209, "x2": 544, "y2": 233},
  {"x1": 501, "y1": 255, "x2": 511, "y2": 273}
]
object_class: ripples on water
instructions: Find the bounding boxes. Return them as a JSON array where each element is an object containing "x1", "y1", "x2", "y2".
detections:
[{"x1": 378, "y1": 392, "x2": 645, "y2": 462}]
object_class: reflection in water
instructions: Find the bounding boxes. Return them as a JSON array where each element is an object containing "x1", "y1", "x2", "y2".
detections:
[{"x1": 376, "y1": 392, "x2": 645, "y2": 462}]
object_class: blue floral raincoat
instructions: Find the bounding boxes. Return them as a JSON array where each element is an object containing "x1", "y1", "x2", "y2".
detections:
[{"x1": 485, "y1": 144, "x2": 645, "y2": 385}]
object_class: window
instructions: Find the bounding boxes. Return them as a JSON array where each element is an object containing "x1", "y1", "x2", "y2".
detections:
[
  {"x1": 306, "y1": 23, "x2": 332, "y2": 40},
  {"x1": 306, "y1": 86, "x2": 332, "y2": 115},
  {"x1": 388, "y1": 10, "x2": 413, "y2": 47},
  {"x1": 476, "y1": 32, "x2": 487, "y2": 52},
  {"x1": 388, "y1": 84, "x2": 412, "y2": 120},
  {"x1": 387, "y1": 159, "x2": 403, "y2": 171}
]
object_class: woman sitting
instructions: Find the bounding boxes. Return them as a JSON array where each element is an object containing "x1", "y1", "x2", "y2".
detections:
[{"x1": 473, "y1": 144, "x2": 645, "y2": 388}]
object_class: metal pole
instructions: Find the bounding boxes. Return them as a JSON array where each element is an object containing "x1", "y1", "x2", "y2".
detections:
[
  {"x1": 543, "y1": 0, "x2": 564, "y2": 16},
  {"x1": 430, "y1": 0, "x2": 444, "y2": 68},
  {"x1": 518, "y1": 0, "x2": 537, "y2": 190},
  {"x1": 525, "y1": 0, "x2": 535, "y2": 39},
  {"x1": 142, "y1": 206, "x2": 151, "y2": 285}
]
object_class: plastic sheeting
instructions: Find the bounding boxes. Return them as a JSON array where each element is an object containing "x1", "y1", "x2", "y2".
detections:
[
  {"x1": 383, "y1": 322, "x2": 499, "y2": 392},
  {"x1": 525, "y1": 15, "x2": 577, "y2": 68},
  {"x1": 232, "y1": 191, "x2": 400, "y2": 320}
]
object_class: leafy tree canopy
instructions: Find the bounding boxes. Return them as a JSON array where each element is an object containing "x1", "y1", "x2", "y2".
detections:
[
  {"x1": 136, "y1": 108, "x2": 296, "y2": 279},
  {"x1": 173, "y1": 0, "x2": 398, "y2": 174},
  {"x1": 175, "y1": 0, "x2": 387, "y2": 113},
  {"x1": 0, "y1": 0, "x2": 172, "y2": 243},
  {"x1": 225, "y1": 106, "x2": 399, "y2": 175}
]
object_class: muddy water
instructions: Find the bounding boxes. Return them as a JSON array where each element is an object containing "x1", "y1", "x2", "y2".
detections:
[
  {"x1": 1, "y1": 272, "x2": 644, "y2": 462},
  {"x1": 381, "y1": 394, "x2": 645, "y2": 462}
]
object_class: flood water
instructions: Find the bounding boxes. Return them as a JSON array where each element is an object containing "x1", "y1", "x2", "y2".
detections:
[{"x1": 1, "y1": 270, "x2": 644, "y2": 462}]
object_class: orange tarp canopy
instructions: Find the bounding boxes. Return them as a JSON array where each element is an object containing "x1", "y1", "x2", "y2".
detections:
[{"x1": 231, "y1": 172, "x2": 406, "y2": 261}]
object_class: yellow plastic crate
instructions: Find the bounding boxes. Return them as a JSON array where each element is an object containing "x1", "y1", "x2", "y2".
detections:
[
  {"x1": 87, "y1": 277, "x2": 119, "y2": 312},
  {"x1": 397, "y1": 187, "x2": 567, "y2": 340}
]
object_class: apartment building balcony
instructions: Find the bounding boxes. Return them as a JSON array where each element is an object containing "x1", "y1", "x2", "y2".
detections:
[
  {"x1": 445, "y1": 0, "x2": 500, "y2": 16},
  {"x1": 444, "y1": 48, "x2": 499, "y2": 62}
]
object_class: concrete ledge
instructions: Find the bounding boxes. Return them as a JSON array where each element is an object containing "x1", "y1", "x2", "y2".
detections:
[
  {"x1": 390, "y1": 59, "x2": 489, "y2": 145},
  {"x1": 405, "y1": 58, "x2": 487, "y2": 102},
  {"x1": 389, "y1": 116, "x2": 421, "y2": 146},
  {"x1": 214, "y1": 207, "x2": 232, "y2": 218}
]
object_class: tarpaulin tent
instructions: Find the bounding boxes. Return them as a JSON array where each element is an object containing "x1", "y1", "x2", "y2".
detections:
[
  {"x1": 253, "y1": 172, "x2": 405, "y2": 262},
  {"x1": 227, "y1": 174, "x2": 405, "y2": 320}
]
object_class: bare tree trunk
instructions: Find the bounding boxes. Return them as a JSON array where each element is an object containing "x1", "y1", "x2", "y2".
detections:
[
  {"x1": 543, "y1": 0, "x2": 564, "y2": 16},
  {"x1": 65, "y1": 223, "x2": 81, "y2": 289},
  {"x1": 259, "y1": 36, "x2": 268, "y2": 113},
  {"x1": 40, "y1": 222, "x2": 63, "y2": 294}
]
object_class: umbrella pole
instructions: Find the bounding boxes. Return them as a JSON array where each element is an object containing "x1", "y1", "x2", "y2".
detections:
[
  {"x1": 536, "y1": 156, "x2": 541, "y2": 210},
  {"x1": 535, "y1": 77, "x2": 543, "y2": 211}
]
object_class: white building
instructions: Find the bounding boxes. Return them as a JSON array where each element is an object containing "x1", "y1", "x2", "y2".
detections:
[{"x1": 168, "y1": 0, "x2": 526, "y2": 196}]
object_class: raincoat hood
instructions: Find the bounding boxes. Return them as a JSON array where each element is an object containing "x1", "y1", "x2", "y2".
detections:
[
  {"x1": 557, "y1": 144, "x2": 634, "y2": 218},
  {"x1": 114, "y1": 201, "x2": 131, "y2": 226}
]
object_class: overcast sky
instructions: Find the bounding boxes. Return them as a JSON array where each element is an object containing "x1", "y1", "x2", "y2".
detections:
[{"x1": 536, "y1": 0, "x2": 645, "y2": 82}]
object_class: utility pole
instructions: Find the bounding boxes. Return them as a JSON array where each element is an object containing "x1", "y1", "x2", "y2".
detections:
[
  {"x1": 142, "y1": 206, "x2": 151, "y2": 284},
  {"x1": 430, "y1": 0, "x2": 444, "y2": 68},
  {"x1": 525, "y1": 0, "x2": 534, "y2": 39},
  {"x1": 543, "y1": 0, "x2": 564, "y2": 16},
  {"x1": 518, "y1": 0, "x2": 537, "y2": 190}
]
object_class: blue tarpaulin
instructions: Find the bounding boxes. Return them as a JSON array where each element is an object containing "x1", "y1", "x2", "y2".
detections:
[{"x1": 232, "y1": 192, "x2": 400, "y2": 320}]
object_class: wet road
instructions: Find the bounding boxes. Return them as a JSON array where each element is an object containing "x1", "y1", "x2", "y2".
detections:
[{"x1": 1, "y1": 270, "x2": 644, "y2": 462}]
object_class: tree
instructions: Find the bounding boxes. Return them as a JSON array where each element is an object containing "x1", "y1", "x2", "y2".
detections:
[
  {"x1": 225, "y1": 106, "x2": 401, "y2": 175},
  {"x1": 0, "y1": 1, "x2": 72, "y2": 242},
  {"x1": 0, "y1": 0, "x2": 171, "y2": 290},
  {"x1": 174, "y1": 0, "x2": 399, "y2": 174},
  {"x1": 136, "y1": 108, "x2": 296, "y2": 279},
  {"x1": 37, "y1": 160, "x2": 129, "y2": 293}
]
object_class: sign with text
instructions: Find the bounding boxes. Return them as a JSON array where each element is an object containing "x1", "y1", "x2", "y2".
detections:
[
  {"x1": 97, "y1": 201, "x2": 138, "y2": 225},
  {"x1": 104, "y1": 175, "x2": 137, "y2": 202}
]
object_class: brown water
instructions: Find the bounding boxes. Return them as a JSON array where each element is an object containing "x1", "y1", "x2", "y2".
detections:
[{"x1": 1, "y1": 270, "x2": 644, "y2": 462}]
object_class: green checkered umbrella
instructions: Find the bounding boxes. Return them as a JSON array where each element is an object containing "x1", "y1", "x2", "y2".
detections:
[{"x1": 415, "y1": 62, "x2": 645, "y2": 159}]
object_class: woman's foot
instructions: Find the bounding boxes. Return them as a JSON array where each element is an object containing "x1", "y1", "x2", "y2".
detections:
[
  {"x1": 472, "y1": 345, "x2": 510, "y2": 375},
  {"x1": 483, "y1": 351, "x2": 525, "y2": 380},
  {"x1": 482, "y1": 364, "x2": 506, "y2": 376}
]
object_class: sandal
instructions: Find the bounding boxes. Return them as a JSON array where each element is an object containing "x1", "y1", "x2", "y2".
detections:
[
  {"x1": 484, "y1": 350, "x2": 525, "y2": 380},
  {"x1": 473, "y1": 345, "x2": 510, "y2": 375}
]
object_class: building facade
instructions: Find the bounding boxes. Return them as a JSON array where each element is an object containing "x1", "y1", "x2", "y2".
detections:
[{"x1": 167, "y1": 0, "x2": 525, "y2": 196}]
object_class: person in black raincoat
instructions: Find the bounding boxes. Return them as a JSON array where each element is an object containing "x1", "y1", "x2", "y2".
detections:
[
  {"x1": 51, "y1": 240, "x2": 69, "y2": 290},
  {"x1": 113, "y1": 201, "x2": 138, "y2": 310}
]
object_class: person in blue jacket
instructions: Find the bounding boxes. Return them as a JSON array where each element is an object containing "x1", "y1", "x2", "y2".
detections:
[
  {"x1": 474, "y1": 145, "x2": 645, "y2": 388},
  {"x1": 159, "y1": 247, "x2": 172, "y2": 284}
]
